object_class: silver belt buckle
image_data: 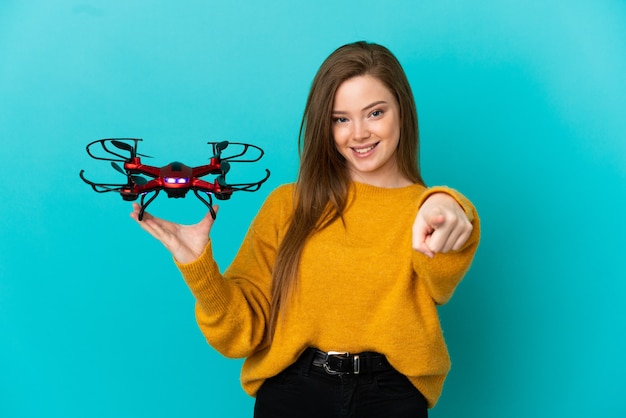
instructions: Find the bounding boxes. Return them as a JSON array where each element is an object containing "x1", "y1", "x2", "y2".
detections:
[{"x1": 323, "y1": 351, "x2": 360, "y2": 375}]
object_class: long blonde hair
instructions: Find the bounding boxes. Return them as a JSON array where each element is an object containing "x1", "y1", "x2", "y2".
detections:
[{"x1": 269, "y1": 41, "x2": 425, "y2": 336}]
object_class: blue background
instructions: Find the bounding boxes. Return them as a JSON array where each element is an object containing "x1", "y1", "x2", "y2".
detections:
[{"x1": 1, "y1": 1, "x2": 625, "y2": 417}]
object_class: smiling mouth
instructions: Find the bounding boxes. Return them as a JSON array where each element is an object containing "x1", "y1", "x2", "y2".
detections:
[{"x1": 352, "y1": 142, "x2": 379, "y2": 154}]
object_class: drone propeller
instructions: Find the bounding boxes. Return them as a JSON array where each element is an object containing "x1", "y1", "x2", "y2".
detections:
[
  {"x1": 85, "y1": 138, "x2": 153, "y2": 162},
  {"x1": 208, "y1": 141, "x2": 265, "y2": 163},
  {"x1": 111, "y1": 139, "x2": 152, "y2": 159},
  {"x1": 216, "y1": 161, "x2": 231, "y2": 187},
  {"x1": 132, "y1": 175, "x2": 148, "y2": 185},
  {"x1": 111, "y1": 162, "x2": 126, "y2": 175},
  {"x1": 211, "y1": 141, "x2": 229, "y2": 158},
  {"x1": 110, "y1": 162, "x2": 149, "y2": 185},
  {"x1": 111, "y1": 140, "x2": 133, "y2": 153}
]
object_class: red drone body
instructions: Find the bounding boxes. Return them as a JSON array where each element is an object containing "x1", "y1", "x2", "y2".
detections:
[{"x1": 80, "y1": 138, "x2": 270, "y2": 220}]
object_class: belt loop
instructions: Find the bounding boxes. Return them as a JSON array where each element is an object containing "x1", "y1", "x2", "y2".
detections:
[
  {"x1": 365, "y1": 353, "x2": 374, "y2": 382},
  {"x1": 301, "y1": 348, "x2": 316, "y2": 377}
]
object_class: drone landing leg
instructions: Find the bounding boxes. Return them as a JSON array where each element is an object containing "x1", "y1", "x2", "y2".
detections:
[
  {"x1": 193, "y1": 190, "x2": 216, "y2": 219},
  {"x1": 138, "y1": 191, "x2": 160, "y2": 221}
]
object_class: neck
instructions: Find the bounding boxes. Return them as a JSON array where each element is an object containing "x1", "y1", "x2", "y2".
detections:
[{"x1": 349, "y1": 170, "x2": 413, "y2": 189}]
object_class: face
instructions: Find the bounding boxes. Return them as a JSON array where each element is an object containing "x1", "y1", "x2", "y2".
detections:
[{"x1": 332, "y1": 75, "x2": 408, "y2": 188}]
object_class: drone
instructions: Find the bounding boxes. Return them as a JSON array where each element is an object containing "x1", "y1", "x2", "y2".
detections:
[{"x1": 80, "y1": 138, "x2": 270, "y2": 220}]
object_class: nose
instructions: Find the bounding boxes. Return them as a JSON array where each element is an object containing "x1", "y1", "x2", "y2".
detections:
[{"x1": 353, "y1": 120, "x2": 371, "y2": 141}]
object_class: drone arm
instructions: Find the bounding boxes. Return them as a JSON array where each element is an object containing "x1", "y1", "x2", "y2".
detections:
[
  {"x1": 125, "y1": 162, "x2": 160, "y2": 178},
  {"x1": 190, "y1": 178, "x2": 219, "y2": 192},
  {"x1": 191, "y1": 162, "x2": 221, "y2": 178}
]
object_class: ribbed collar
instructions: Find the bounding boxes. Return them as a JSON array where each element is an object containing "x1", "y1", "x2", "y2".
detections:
[{"x1": 350, "y1": 181, "x2": 425, "y2": 199}]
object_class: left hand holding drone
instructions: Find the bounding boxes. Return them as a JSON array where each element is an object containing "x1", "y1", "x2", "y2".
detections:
[
  {"x1": 130, "y1": 203, "x2": 218, "y2": 264},
  {"x1": 412, "y1": 193, "x2": 473, "y2": 258}
]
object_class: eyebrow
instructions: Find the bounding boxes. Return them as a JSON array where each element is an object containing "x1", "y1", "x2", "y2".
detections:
[{"x1": 332, "y1": 100, "x2": 388, "y2": 114}]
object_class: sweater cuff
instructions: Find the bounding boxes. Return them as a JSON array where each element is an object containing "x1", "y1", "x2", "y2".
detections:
[{"x1": 174, "y1": 240, "x2": 232, "y2": 314}]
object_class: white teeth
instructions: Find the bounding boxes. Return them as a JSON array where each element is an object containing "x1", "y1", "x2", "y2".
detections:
[{"x1": 353, "y1": 144, "x2": 376, "y2": 154}]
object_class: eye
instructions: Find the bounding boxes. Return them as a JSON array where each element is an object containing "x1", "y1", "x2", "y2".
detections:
[
  {"x1": 333, "y1": 116, "x2": 349, "y2": 124},
  {"x1": 370, "y1": 109, "x2": 384, "y2": 118}
]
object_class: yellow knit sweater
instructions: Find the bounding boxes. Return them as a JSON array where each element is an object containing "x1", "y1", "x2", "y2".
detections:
[{"x1": 176, "y1": 182, "x2": 480, "y2": 407}]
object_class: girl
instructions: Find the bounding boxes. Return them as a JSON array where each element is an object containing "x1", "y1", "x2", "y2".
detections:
[{"x1": 132, "y1": 41, "x2": 480, "y2": 417}]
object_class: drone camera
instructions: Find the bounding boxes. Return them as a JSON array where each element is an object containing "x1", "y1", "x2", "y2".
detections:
[{"x1": 165, "y1": 189, "x2": 190, "y2": 199}]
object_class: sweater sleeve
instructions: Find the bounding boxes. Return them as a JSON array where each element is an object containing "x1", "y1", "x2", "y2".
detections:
[
  {"x1": 413, "y1": 186, "x2": 481, "y2": 305},
  {"x1": 175, "y1": 185, "x2": 291, "y2": 358}
]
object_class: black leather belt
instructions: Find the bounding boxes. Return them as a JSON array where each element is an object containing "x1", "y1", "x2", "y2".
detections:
[{"x1": 308, "y1": 348, "x2": 391, "y2": 376}]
